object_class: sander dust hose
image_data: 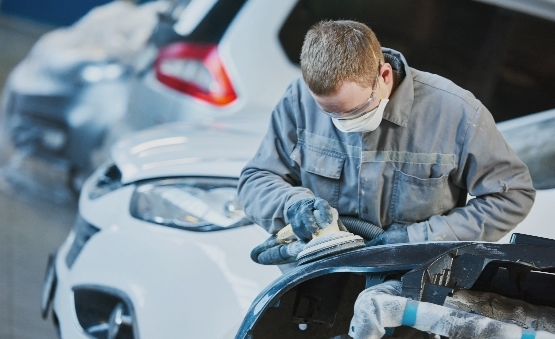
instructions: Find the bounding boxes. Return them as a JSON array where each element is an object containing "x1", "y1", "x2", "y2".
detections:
[
  {"x1": 339, "y1": 216, "x2": 384, "y2": 241},
  {"x1": 251, "y1": 216, "x2": 384, "y2": 265}
]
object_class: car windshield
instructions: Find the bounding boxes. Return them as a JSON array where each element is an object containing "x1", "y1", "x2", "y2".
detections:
[
  {"x1": 149, "y1": 0, "x2": 247, "y2": 47},
  {"x1": 164, "y1": 0, "x2": 194, "y2": 22}
]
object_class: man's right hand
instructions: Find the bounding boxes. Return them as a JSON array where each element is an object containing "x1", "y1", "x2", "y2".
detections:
[{"x1": 286, "y1": 197, "x2": 333, "y2": 242}]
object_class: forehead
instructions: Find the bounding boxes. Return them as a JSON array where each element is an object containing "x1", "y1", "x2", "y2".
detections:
[{"x1": 311, "y1": 80, "x2": 373, "y2": 113}]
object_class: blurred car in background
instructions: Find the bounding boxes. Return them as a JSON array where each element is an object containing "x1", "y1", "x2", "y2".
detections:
[
  {"x1": 0, "y1": 0, "x2": 167, "y2": 192},
  {"x1": 98, "y1": 0, "x2": 301, "y2": 150},
  {"x1": 42, "y1": 116, "x2": 282, "y2": 338}
]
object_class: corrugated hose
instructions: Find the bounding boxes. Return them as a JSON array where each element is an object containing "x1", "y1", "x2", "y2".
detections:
[{"x1": 251, "y1": 216, "x2": 384, "y2": 265}]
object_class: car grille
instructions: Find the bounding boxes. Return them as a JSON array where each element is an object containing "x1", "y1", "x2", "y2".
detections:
[{"x1": 73, "y1": 285, "x2": 136, "y2": 339}]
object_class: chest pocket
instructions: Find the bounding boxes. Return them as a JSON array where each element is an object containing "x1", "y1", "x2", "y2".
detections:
[
  {"x1": 290, "y1": 143, "x2": 346, "y2": 207},
  {"x1": 390, "y1": 169, "x2": 450, "y2": 223}
]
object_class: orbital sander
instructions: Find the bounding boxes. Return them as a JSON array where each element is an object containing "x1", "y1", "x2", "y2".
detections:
[{"x1": 251, "y1": 207, "x2": 384, "y2": 265}]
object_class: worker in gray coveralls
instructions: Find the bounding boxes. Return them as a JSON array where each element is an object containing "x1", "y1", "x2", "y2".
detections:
[{"x1": 237, "y1": 20, "x2": 535, "y2": 254}]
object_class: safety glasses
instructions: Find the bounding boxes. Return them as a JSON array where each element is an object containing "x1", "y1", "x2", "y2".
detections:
[{"x1": 319, "y1": 73, "x2": 380, "y2": 120}]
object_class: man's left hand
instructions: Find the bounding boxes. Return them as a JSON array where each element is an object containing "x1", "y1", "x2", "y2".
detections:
[{"x1": 366, "y1": 223, "x2": 409, "y2": 246}]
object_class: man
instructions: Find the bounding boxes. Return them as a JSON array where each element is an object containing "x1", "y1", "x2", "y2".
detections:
[{"x1": 238, "y1": 20, "x2": 535, "y2": 254}]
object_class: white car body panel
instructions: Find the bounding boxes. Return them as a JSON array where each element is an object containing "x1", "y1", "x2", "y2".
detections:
[
  {"x1": 111, "y1": 116, "x2": 268, "y2": 184},
  {"x1": 219, "y1": 0, "x2": 300, "y2": 113}
]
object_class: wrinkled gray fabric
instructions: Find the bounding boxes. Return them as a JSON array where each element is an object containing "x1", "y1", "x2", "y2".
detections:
[
  {"x1": 286, "y1": 197, "x2": 333, "y2": 241},
  {"x1": 238, "y1": 48, "x2": 535, "y2": 242}
]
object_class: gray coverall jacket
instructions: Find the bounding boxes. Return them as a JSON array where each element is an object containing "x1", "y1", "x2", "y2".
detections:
[{"x1": 237, "y1": 48, "x2": 535, "y2": 242}]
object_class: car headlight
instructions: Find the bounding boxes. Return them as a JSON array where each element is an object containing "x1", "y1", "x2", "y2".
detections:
[
  {"x1": 130, "y1": 177, "x2": 251, "y2": 231},
  {"x1": 80, "y1": 63, "x2": 126, "y2": 83},
  {"x1": 40, "y1": 126, "x2": 67, "y2": 151}
]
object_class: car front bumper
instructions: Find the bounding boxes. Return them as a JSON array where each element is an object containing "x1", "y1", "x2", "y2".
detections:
[{"x1": 47, "y1": 199, "x2": 281, "y2": 339}]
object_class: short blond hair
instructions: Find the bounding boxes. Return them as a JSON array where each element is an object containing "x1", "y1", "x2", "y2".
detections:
[{"x1": 300, "y1": 20, "x2": 384, "y2": 96}]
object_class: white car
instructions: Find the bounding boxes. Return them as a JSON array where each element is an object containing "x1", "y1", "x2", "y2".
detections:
[
  {"x1": 42, "y1": 115, "x2": 282, "y2": 339},
  {"x1": 101, "y1": 0, "x2": 301, "y2": 143}
]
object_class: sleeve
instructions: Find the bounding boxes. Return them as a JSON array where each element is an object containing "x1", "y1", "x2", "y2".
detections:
[
  {"x1": 407, "y1": 105, "x2": 536, "y2": 242},
  {"x1": 237, "y1": 82, "x2": 315, "y2": 234}
]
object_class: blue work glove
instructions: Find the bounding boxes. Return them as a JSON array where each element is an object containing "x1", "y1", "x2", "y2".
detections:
[
  {"x1": 366, "y1": 223, "x2": 409, "y2": 246},
  {"x1": 255, "y1": 240, "x2": 307, "y2": 265},
  {"x1": 286, "y1": 197, "x2": 333, "y2": 242}
]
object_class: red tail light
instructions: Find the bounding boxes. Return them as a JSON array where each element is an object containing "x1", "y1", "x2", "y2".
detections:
[{"x1": 154, "y1": 43, "x2": 237, "y2": 106}]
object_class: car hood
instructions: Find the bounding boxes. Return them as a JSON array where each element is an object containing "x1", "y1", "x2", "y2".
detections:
[{"x1": 111, "y1": 116, "x2": 269, "y2": 184}]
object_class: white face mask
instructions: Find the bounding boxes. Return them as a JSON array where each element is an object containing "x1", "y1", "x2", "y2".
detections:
[{"x1": 332, "y1": 98, "x2": 389, "y2": 133}]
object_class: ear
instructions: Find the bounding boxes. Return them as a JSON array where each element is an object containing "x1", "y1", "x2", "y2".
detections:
[{"x1": 380, "y1": 63, "x2": 394, "y2": 85}]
